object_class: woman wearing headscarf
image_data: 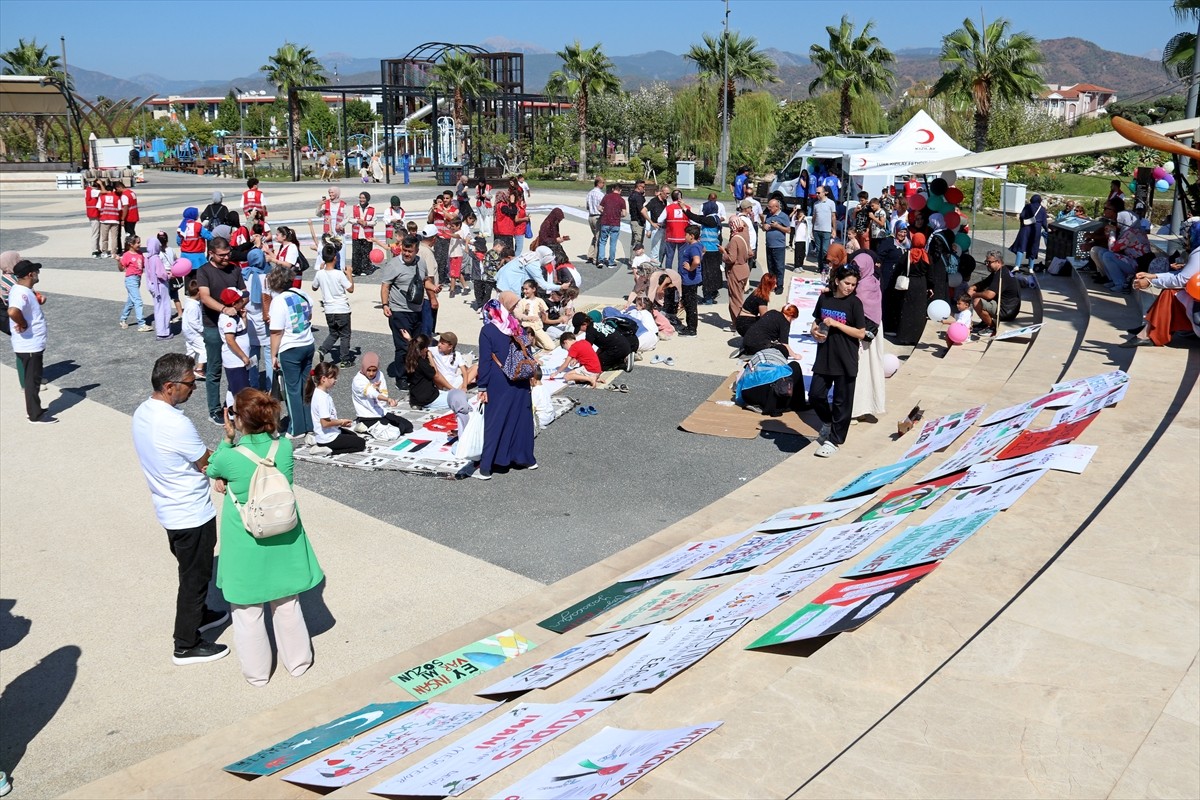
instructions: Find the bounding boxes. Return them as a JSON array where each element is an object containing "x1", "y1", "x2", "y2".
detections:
[
  {"x1": 1009, "y1": 194, "x2": 1047, "y2": 271},
  {"x1": 177, "y1": 207, "x2": 212, "y2": 272},
  {"x1": 825, "y1": 241, "x2": 848, "y2": 273},
  {"x1": 475, "y1": 292, "x2": 536, "y2": 479},
  {"x1": 533, "y1": 207, "x2": 570, "y2": 265},
  {"x1": 349, "y1": 191, "x2": 375, "y2": 277},
  {"x1": 850, "y1": 249, "x2": 887, "y2": 419},
  {"x1": 492, "y1": 189, "x2": 516, "y2": 252},
  {"x1": 200, "y1": 191, "x2": 229, "y2": 229},
  {"x1": 370, "y1": 152, "x2": 384, "y2": 183},
  {"x1": 895, "y1": 232, "x2": 933, "y2": 345},
  {"x1": 384, "y1": 196, "x2": 406, "y2": 246},
  {"x1": 242, "y1": 246, "x2": 272, "y2": 392},
  {"x1": 1125, "y1": 220, "x2": 1200, "y2": 347},
  {"x1": 925, "y1": 213, "x2": 953, "y2": 303},
  {"x1": 686, "y1": 201, "x2": 724, "y2": 305},
  {"x1": 720, "y1": 214, "x2": 752, "y2": 328},
  {"x1": 349, "y1": 352, "x2": 415, "y2": 432},
  {"x1": 145, "y1": 236, "x2": 175, "y2": 340}
]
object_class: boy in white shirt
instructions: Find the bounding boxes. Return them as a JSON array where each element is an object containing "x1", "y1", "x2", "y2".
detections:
[
  {"x1": 182, "y1": 279, "x2": 206, "y2": 379},
  {"x1": 530, "y1": 366, "x2": 554, "y2": 430},
  {"x1": 311, "y1": 243, "x2": 355, "y2": 366}
]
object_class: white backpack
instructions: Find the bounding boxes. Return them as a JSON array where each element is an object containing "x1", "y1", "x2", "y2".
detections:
[{"x1": 229, "y1": 439, "x2": 299, "y2": 538}]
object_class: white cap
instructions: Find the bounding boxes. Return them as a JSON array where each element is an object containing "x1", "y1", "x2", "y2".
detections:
[
  {"x1": 419, "y1": 224, "x2": 439, "y2": 238},
  {"x1": 535, "y1": 245, "x2": 555, "y2": 265}
]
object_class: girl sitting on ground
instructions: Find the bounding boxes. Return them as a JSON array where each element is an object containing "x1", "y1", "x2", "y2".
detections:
[
  {"x1": 350, "y1": 352, "x2": 414, "y2": 433},
  {"x1": 431, "y1": 331, "x2": 477, "y2": 390},
  {"x1": 405, "y1": 334, "x2": 453, "y2": 409},
  {"x1": 542, "y1": 285, "x2": 578, "y2": 340},
  {"x1": 517, "y1": 279, "x2": 555, "y2": 350},
  {"x1": 305, "y1": 362, "x2": 366, "y2": 455}
]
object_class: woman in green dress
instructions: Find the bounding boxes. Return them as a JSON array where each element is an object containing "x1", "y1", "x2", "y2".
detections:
[{"x1": 207, "y1": 388, "x2": 324, "y2": 686}]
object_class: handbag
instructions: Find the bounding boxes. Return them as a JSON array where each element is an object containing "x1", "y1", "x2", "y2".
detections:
[
  {"x1": 894, "y1": 261, "x2": 911, "y2": 291},
  {"x1": 492, "y1": 332, "x2": 538, "y2": 381}
]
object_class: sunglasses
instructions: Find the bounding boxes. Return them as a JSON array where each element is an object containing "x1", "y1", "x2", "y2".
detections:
[{"x1": 171, "y1": 378, "x2": 197, "y2": 387}]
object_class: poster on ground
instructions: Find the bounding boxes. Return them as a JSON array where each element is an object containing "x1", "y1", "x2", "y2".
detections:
[
  {"x1": 492, "y1": 722, "x2": 722, "y2": 799},
  {"x1": 1051, "y1": 384, "x2": 1127, "y2": 425},
  {"x1": 997, "y1": 414, "x2": 1097, "y2": 460},
  {"x1": 282, "y1": 702, "x2": 497, "y2": 788},
  {"x1": 620, "y1": 533, "x2": 747, "y2": 582},
  {"x1": 477, "y1": 628, "x2": 649, "y2": 698},
  {"x1": 903, "y1": 405, "x2": 986, "y2": 459},
  {"x1": 589, "y1": 579, "x2": 732, "y2": 635},
  {"x1": 678, "y1": 566, "x2": 836, "y2": 623},
  {"x1": 993, "y1": 323, "x2": 1043, "y2": 341},
  {"x1": 826, "y1": 456, "x2": 926, "y2": 500},
  {"x1": 223, "y1": 701, "x2": 425, "y2": 776},
  {"x1": 919, "y1": 410, "x2": 1041, "y2": 482},
  {"x1": 767, "y1": 518, "x2": 904, "y2": 574},
  {"x1": 1052, "y1": 370, "x2": 1128, "y2": 400},
  {"x1": 953, "y1": 444, "x2": 1097, "y2": 488},
  {"x1": 538, "y1": 575, "x2": 677, "y2": 634},
  {"x1": 856, "y1": 474, "x2": 961, "y2": 521},
  {"x1": 747, "y1": 572, "x2": 925, "y2": 647},
  {"x1": 369, "y1": 702, "x2": 610, "y2": 797},
  {"x1": 924, "y1": 470, "x2": 1048, "y2": 525},
  {"x1": 690, "y1": 526, "x2": 818, "y2": 579},
  {"x1": 980, "y1": 389, "x2": 1082, "y2": 426},
  {"x1": 391, "y1": 630, "x2": 537, "y2": 699},
  {"x1": 811, "y1": 563, "x2": 940, "y2": 605},
  {"x1": 843, "y1": 510, "x2": 999, "y2": 577},
  {"x1": 751, "y1": 495, "x2": 877, "y2": 533},
  {"x1": 573, "y1": 617, "x2": 750, "y2": 701}
]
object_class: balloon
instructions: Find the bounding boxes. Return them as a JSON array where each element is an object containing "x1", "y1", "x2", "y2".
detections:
[
  {"x1": 930, "y1": 178, "x2": 948, "y2": 195},
  {"x1": 1153, "y1": 166, "x2": 1167, "y2": 180},
  {"x1": 944, "y1": 187, "x2": 964, "y2": 205},
  {"x1": 170, "y1": 258, "x2": 193, "y2": 278},
  {"x1": 944, "y1": 211, "x2": 961, "y2": 230},
  {"x1": 1164, "y1": 161, "x2": 1175, "y2": 173},
  {"x1": 940, "y1": 170, "x2": 957, "y2": 185},
  {"x1": 907, "y1": 193, "x2": 927, "y2": 211},
  {"x1": 1187, "y1": 273, "x2": 1200, "y2": 301},
  {"x1": 925, "y1": 194, "x2": 944, "y2": 213},
  {"x1": 1128, "y1": 181, "x2": 1138, "y2": 193},
  {"x1": 369, "y1": 248, "x2": 385, "y2": 264},
  {"x1": 1156, "y1": 179, "x2": 1170, "y2": 192},
  {"x1": 882, "y1": 353, "x2": 901, "y2": 377},
  {"x1": 1165, "y1": 174, "x2": 1176, "y2": 186},
  {"x1": 927, "y1": 299, "x2": 951, "y2": 322},
  {"x1": 947, "y1": 322, "x2": 970, "y2": 344},
  {"x1": 948, "y1": 272, "x2": 963, "y2": 288},
  {"x1": 955, "y1": 232, "x2": 972, "y2": 251}
]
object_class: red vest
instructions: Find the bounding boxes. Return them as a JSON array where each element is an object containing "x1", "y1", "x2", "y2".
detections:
[
  {"x1": 230, "y1": 226, "x2": 250, "y2": 267},
  {"x1": 85, "y1": 186, "x2": 100, "y2": 219},
  {"x1": 493, "y1": 205, "x2": 514, "y2": 237},
  {"x1": 664, "y1": 203, "x2": 689, "y2": 243},
  {"x1": 320, "y1": 198, "x2": 346, "y2": 234},
  {"x1": 350, "y1": 205, "x2": 376, "y2": 239},
  {"x1": 180, "y1": 220, "x2": 206, "y2": 253},
  {"x1": 242, "y1": 188, "x2": 265, "y2": 214},
  {"x1": 120, "y1": 190, "x2": 139, "y2": 223},
  {"x1": 98, "y1": 191, "x2": 121, "y2": 223}
]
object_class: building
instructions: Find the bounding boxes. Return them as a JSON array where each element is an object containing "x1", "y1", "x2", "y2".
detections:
[
  {"x1": 1034, "y1": 83, "x2": 1118, "y2": 122},
  {"x1": 143, "y1": 93, "x2": 361, "y2": 122}
]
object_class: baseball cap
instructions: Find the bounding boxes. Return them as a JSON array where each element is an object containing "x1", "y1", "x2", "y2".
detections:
[
  {"x1": 12, "y1": 260, "x2": 41, "y2": 278},
  {"x1": 419, "y1": 223, "x2": 439, "y2": 238},
  {"x1": 219, "y1": 287, "x2": 248, "y2": 306}
]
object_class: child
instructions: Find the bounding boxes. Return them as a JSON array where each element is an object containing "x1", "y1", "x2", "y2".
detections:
[
  {"x1": 543, "y1": 285, "x2": 578, "y2": 340},
  {"x1": 157, "y1": 230, "x2": 184, "y2": 321},
  {"x1": 516, "y1": 279, "x2": 555, "y2": 350},
  {"x1": 306, "y1": 362, "x2": 366, "y2": 455},
  {"x1": 630, "y1": 245, "x2": 657, "y2": 295},
  {"x1": 530, "y1": 366, "x2": 554, "y2": 430},
  {"x1": 809, "y1": 265, "x2": 867, "y2": 458},
  {"x1": 350, "y1": 352, "x2": 414, "y2": 433},
  {"x1": 359, "y1": 161, "x2": 371, "y2": 183},
  {"x1": 445, "y1": 216, "x2": 471, "y2": 298},
  {"x1": 182, "y1": 279, "x2": 206, "y2": 379},
  {"x1": 118, "y1": 235, "x2": 152, "y2": 331},
  {"x1": 944, "y1": 293, "x2": 973, "y2": 349},
  {"x1": 311, "y1": 243, "x2": 354, "y2": 366},
  {"x1": 431, "y1": 331, "x2": 477, "y2": 390},
  {"x1": 217, "y1": 287, "x2": 253, "y2": 397},
  {"x1": 553, "y1": 331, "x2": 601, "y2": 388},
  {"x1": 624, "y1": 295, "x2": 659, "y2": 351},
  {"x1": 791, "y1": 207, "x2": 809, "y2": 269}
]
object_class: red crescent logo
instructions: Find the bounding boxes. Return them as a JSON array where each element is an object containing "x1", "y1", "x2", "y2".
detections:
[
  {"x1": 917, "y1": 129, "x2": 935, "y2": 144},
  {"x1": 858, "y1": 157, "x2": 867, "y2": 168}
]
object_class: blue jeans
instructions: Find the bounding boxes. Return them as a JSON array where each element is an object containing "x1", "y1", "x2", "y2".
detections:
[
  {"x1": 767, "y1": 247, "x2": 786, "y2": 289},
  {"x1": 811, "y1": 230, "x2": 831, "y2": 268},
  {"x1": 662, "y1": 240, "x2": 681, "y2": 271},
  {"x1": 1100, "y1": 249, "x2": 1137, "y2": 287},
  {"x1": 598, "y1": 224, "x2": 620, "y2": 265},
  {"x1": 120, "y1": 275, "x2": 145, "y2": 325},
  {"x1": 202, "y1": 326, "x2": 223, "y2": 416},
  {"x1": 278, "y1": 344, "x2": 315, "y2": 436},
  {"x1": 514, "y1": 232, "x2": 526, "y2": 257}
]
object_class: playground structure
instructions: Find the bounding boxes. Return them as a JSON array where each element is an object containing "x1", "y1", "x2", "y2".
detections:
[{"x1": 299, "y1": 42, "x2": 567, "y2": 184}]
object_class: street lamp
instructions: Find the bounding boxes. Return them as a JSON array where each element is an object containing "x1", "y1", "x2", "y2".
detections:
[
  {"x1": 717, "y1": 0, "x2": 731, "y2": 193},
  {"x1": 234, "y1": 86, "x2": 246, "y2": 177}
]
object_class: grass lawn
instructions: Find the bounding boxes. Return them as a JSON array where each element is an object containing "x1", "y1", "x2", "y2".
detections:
[{"x1": 1055, "y1": 173, "x2": 1121, "y2": 197}]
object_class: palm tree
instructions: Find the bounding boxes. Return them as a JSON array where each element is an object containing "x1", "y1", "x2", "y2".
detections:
[
  {"x1": 683, "y1": 31, "x2": 779, "y2": 120},
  {"x1": 545, "y1": 41, "x2": 621, "y2": 181},
  {"x1": 1162, "y1": 0, "x2": 1200, "y2": 81},
  {"x1": 1, "y1": 37, "x2": 70, "y2": 162},
  {"x1": 260, "y1": 42, "x2": 326, "y2": 180},
  {"x1": 808, "y1": 16, "x2": 897, "y2": 134},
  {"x1": 429, "y1": 50, "x2": 498, "y2": 162}
]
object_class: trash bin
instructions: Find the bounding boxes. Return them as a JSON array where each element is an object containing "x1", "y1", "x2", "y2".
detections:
[
  {"x1": 676, "y1": 160, "x2": 695, "y2": 190},
  {"x1": 1000, "y1": 182, "x2": 1027, "y2": 215}
]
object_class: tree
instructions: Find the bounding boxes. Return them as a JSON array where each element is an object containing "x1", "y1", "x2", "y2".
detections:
[
  {"x1": 429, "y1": 50, "x2": 498, "y2": 130},
  {"x1": 216, "y1": 91, "x2": 242, "y2": 133},
  {"x1": 343, "y1": 98, "x2": 377, "y2": 134},
  {"x1": 0, "y1": 37, "x2": 69, "y2": 162},
  {"x1": 727, "y1": 91, "x2": 778, "y2": 173},
  {"x1": 183, "y1": 112, "x2": 215, "y2": 148},
  {"x1": 808, "y1": 16, "x2": 896, "y2": 134},
  {"x1": 683, "y1": 31, "x2": 779, "y2": 120},
  {"x1": 1162, "y1": 0, "x2": 1200, "y2": 79},
  {"x1": 260, "y1": 42, "x2": 326, "y2": 180},
  {"x1": 768, "y1": 100, "x2": 833, "y2": 167},
  {"x1": 811, "y1": 91, "x2": 887, "y2": 135},
  {"x1": 545, "y1": 41, "x2": 622, "y2": 181}
]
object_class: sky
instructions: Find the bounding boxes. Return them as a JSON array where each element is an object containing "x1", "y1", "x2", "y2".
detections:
[{"x1": 0, "y1": 0, "x2": 1187, "y2": 80}]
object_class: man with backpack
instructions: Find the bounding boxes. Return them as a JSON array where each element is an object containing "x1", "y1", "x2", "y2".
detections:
[
  {"x1": 379, "y1": 234, "x2": 433, "y2": 385},
  {"x1": 572, "y1": 312, "x2": 634, "y2": 373},
  {"x1": 131, "y1": 352, "x2": 230, "y2": 666}
]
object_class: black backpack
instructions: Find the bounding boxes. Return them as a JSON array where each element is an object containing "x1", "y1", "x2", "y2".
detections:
[{"x1": 604, "y1": 315, "x2": 640, "y2": 353}]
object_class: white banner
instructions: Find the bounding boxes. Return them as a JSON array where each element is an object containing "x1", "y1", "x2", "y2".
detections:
[
  {"x1": 370, "y1": 702, "x2": 610, "y2": 797},
  {"x1": 620, "y1": 532, "x2": 748, "y2": 582},
  {"x1": 980, "y1": 389, "x2": 1082, "y2": 426},
  {"x1": 903, "y1": 405, "x2": 986, "y2": 460},
  {"x1": 752, "y1": 495, "x2": 877, "y2": 533},
  {"x1": 1051, "y1": 370, "x2": 1128, "y2": 399},
  {"x1": 1051, "y1": 384, "x2": 1127, "y2": 426},
  {"x1": 953, "y1": 444, "x2": 1096, "y2": 488},
  {"x1": 678, "y1": 566, "x2": 836, "y2": 623},
  {"x1": 924, "y1": 469, "x2": 1048, "y2": 525},
  {"x1": 919, "y1": 410, "x2": 1040, "y2": 482},
  {"x1": 477, "y1": 628, "x2": 649, "y2": 698},
  {"x1": 690, "y1": 526, "x2": 818, "y2": 580},
  {"x1": 767, "y1": 518, "x2": 903, "y2": 574},
  {"x1": 589, "y1": 579, "x2": 732, "y2": 635}
]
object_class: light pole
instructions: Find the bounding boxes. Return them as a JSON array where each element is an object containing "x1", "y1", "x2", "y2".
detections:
[
  {"x1": 716, "y1": 0, "x2": 731, "y2": 193},
  {"x1": 234, "y1": 86, "x2": 246, "y2": 178}
]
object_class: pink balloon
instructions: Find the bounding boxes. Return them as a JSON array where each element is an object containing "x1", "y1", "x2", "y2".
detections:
[
  {"x1": 907, "y1": 193, "x2": 927, "y2": 211},
  {"x1": 947, "y1": 322, "x2": 970, "y2": 344},
  {"x1": 170, "y1": 258, "x2": 193, "y2": 278},
  {"x1": 369, "y1": 248, "x2": 385, "y2": 264},
  {"x1": 1152, "y1": 166, "x2": 1167, "y2": 180},
  {"x1": 882, "y1": 353, "x2": 900, "y2": 377},
  {"x1": 944, "y1": 211, "x2": 961, "y2": 230}
]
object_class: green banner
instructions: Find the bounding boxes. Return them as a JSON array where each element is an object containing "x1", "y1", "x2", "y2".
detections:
[{"x1": 537, "y1": 575, "x2": 678, "y2": 634}]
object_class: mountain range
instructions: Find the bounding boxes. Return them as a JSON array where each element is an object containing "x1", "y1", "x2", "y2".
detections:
[{"x1": 67, "y1": 38, "x2": 1173, "y2": 105}]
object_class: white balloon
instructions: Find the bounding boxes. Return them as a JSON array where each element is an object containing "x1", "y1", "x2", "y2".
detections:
[
  {"x1": 1164, "y1": 161, "x2": 1175, "y2": 173},
  {"x1": 927, "y1": 299, "x2": 951, "y2": 322},
  {"x1": 941, "y1": 170, "x2": 957, "y2": 185},
  {"x1": 882, "y1": 353, "x2": 900, "y2": 378}
]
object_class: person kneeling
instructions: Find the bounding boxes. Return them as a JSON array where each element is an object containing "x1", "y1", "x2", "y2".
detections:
[
  {"x1": 553, "y1": 332, "x2": 601, "y2": 388},
  {"x1": 405, "y1": 334, "x2": 455, "y2": 409},
  {"x1": 306, "y1": 363, "x2": 366, "y2": 455},
  {"x1": 350, "y1": 352, "x2": 414, "y2": 434}
]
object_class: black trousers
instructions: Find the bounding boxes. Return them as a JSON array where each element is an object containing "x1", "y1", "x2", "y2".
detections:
[
  {"x1": 663, "y1": 286, "x2": 679, "y2": 317},
  {"x1": 351, "y1": 239, "x2": 372, "y2": 275},
  {"x1": 793, "y1": 242, "x2": 807, "y2": 270},
  {"x1": 165, "y1": 515, "x2": 217, "y2": 651},
  {"x1": 473, "y1": 279, "x2": 495, "y2": 307},
  {"x1": 357, "y1": 412, "x2": 414, "y2": 434},
  {"x1": 320, "y1": 312, "x2": 352, "y2": 361},
  {"x1": 808, "y1": 371, "x2": 856, "y2": 446},
  {"x1": 681, "y1": 284, "x2": 699, "y2": 332},
  {"x1": 15, "y1": 350, "x2": 44, "y2": 421},
  {"x1": 433, "y1": 237, "x2": 450, "y2": 283},
  {"x1": 702, "y1": 251, "x2": 723, "y2": 300},
  {"x1": 387, "y1": 310, "x2": 420, "y2": 379},
  {"x1": 322, "y1": 430, "x2": 366, "y2": 454}
]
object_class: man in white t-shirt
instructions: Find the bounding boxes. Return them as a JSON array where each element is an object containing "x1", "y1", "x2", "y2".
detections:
[
  {"x1": 131, "y1": 352, "x2": 230, "y2": 666},
  {"x1": 7, "y1": 261, "x2": 55, "y2": 424}
]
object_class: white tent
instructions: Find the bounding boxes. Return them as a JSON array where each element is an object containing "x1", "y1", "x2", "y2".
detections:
[{"x1": 851, "y1": 110, "x2": 1007, "y2": 180}]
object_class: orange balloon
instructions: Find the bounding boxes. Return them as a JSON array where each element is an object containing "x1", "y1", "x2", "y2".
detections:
[{"x1": 1187, "y1": 272, "x2": 1200, "y2": 301}]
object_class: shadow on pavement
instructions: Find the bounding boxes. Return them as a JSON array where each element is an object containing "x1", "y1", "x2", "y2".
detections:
[
  {"x1": 0, "y1": 599, "x2": 31, "y2": 652},
  {"x1": 0, "y1": 645, "x2": 81, "y2": 780},
  {"x1": 41, "y1": 360, "x2": 80, "y2": 383},
  {"x1": 46, "y1": 383, "x2": 101, "y2": 417},
  {"x1": 300, "y1": 579, "x2": 335, "y2": 637}
]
